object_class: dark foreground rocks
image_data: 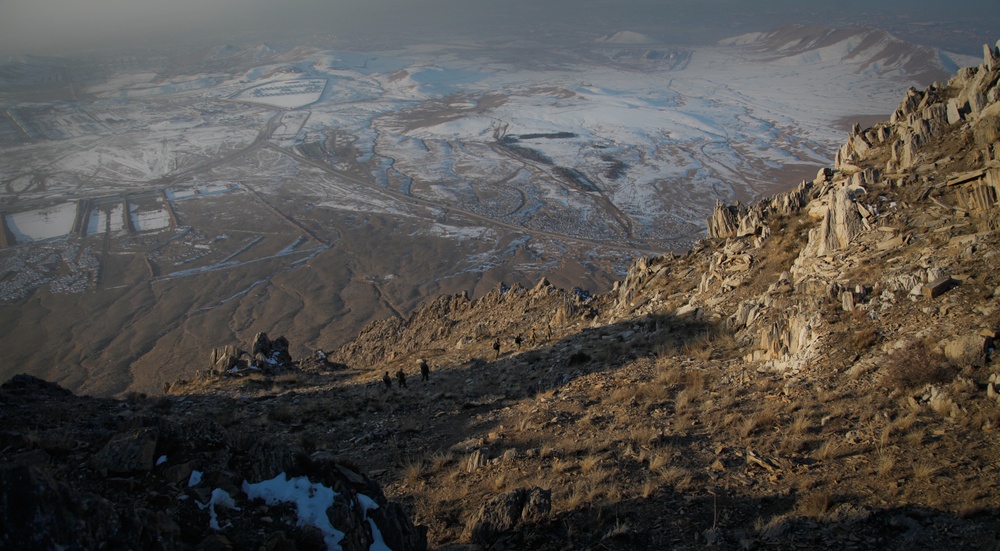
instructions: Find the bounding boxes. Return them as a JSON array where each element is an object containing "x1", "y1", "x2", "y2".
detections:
[{"x1": 0, "y1": 374, "x2": 426, "y2": 551}]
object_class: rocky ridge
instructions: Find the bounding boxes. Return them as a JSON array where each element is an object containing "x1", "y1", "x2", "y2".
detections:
[{"x1": 3, "y1": 40, "x2": 1000, "y2": 550}]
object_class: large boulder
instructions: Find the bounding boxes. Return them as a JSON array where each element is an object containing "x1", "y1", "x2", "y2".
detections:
[{"x1": 942, "y1": 334, "x2": 988, "y2": 367}]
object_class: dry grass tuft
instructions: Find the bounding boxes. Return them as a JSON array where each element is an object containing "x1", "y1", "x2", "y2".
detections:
[
  {"x1": 430, "y1": 451, "x2": 454, "y2": 472},
  {"x1": 905, "y1": 429, "x2": 925, "y2": 447},
  {"x1": 641, "y1": 477, "x2": 659, "y2": 498},
  {"x1": 912, "y1": 460, "x2": 939, "y2": 480},
  {"x1": 628, "y1": 425, "x2": 659, "y2": 445},
  {"x1": 402, "y1": 457, "x2": 426, "y2": 485},
  {"x1": 655, "y1": 364, "x2": 685, "y2": 387},
  {"x1": 791, "y1": 412, "x2": 812, "y2": 435},
  {"x1": 674, "y1": 388, "x2": 694, "y2": 412},
  {"x1": 876, "y1": 455, "x2": 895, "y2": 477},
  {"x1": 848, "y1": 311, "x2": 878, "y2": 352},
  {"x1": 551, "y1": 457, "x2": 573, "y2": 474},
  {"x1": 658, "y1": 466, "x2": 691, "y2": 489},
  {"x1": 738, "y1": 416, "x2": 757, "y2": 438},
  {"x1": 682, "y1": 333, "x2": 715, "y2": 361},
  {"x1": 685, "y1": 368, "x2": 707, "y2": 394},
  {"x1": 648, "y1": 453, "x2": 669, "y2": 472},
  {"x1": 580, "y1": 454, "x2": 603, "y2": 474},
  {"x1": 492, "y1": 471, "x2": 509, "y2": 491},
  {"x1": 930, "y1": 394, "x2": 956, "y2": 418},
  {"x1": 892, "y1": 412, "x2": 918, "y2": 432},
  {"x1": 813, "y1": 438, "x2": 840, "y2": 461}
]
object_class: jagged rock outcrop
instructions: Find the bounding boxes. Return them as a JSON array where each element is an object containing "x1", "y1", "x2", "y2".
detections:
[
  {"x1": 333, "y1": 282, "x2": 584, "y2": 369},
  {"x1": 707, "y1": 201, "x2": 746, "y2": 239},
  {"x1": 706, "y1": 178, "x2": 817, "y2": 241},
  {"x1": 203, "y1": 333, "x2": 302, "y2": 383},
  {"x1": 608, "y1": 39, "x2": 1000, "y2": 371},
  {"x1": 817, "y1": 185, "x2": 866, "y2": 255}
]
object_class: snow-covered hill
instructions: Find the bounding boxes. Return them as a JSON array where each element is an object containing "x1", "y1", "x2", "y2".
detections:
[{"x1": 720, "y1": 25, "x2": 978, "y2": 82}]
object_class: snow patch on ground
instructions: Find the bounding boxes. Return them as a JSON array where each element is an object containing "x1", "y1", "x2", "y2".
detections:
[{"x1": 243, "y1": 473, "x2": 345, "y2": 551}]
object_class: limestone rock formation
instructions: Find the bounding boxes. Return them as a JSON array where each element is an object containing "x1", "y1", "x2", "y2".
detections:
[{"x1": 604, "y1": 38, "x2": 1000, "y2": 373}]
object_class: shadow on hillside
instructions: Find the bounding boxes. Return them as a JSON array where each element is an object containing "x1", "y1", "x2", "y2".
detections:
[
  {"x1": 301, "y1": 310, "x2": 720, "y2": 463},
  {"x1": 510, "y1": 495, "x2": 1000, "y2": 550},
  {"x1": 146, "y1": 309, "x2": 721, "y2": 475},
  {"x1": 5, "y1": 302, "x2": 1000, "y2": 548}
]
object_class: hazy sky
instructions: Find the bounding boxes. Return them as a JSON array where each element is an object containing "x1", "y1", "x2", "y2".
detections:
[{"x1": 0, "y1": 0, "x2": 997, "y2": 57}]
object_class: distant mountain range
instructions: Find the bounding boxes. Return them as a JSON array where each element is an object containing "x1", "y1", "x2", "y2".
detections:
[{"x1": 719, "y1": 25, "x2": 979, "y2": 83}]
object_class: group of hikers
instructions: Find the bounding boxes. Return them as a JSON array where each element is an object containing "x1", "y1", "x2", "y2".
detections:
[
  {"x1": 382, "y1": 358, "x2": 431, "y2": 389},
  {"x1": 381, "y1": 327, "x2": 554, "y2": 389}
]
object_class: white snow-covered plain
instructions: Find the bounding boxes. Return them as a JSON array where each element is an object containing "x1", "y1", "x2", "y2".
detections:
[{"x1": 0, "y1": 26, "x2": 976, "y2": 297}]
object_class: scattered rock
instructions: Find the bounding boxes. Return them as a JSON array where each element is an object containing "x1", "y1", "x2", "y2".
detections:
[{"x1": 923, "y1": 276, "x2": 956, "y2": 299}]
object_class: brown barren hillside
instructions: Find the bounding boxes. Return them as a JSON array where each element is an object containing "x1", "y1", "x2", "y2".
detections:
[{"x1": 4, "y1": 40, "x2": 1000, "y2": 551}]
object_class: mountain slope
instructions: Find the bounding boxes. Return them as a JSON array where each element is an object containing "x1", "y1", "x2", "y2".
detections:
[{"x1": 3, "y1": 39, "x2": 1000, "y2": 550}]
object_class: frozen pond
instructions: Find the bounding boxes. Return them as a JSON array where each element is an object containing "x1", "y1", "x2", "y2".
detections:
[
  {"x1": 87, "y1": 204, "x2": 125, "y2": 235},
  {"x1": 5, "y1": 202, "x2": 78, "y2": 242},
  {"x1": 130, "y1": 204, "x2": 172, "y2": 232}
]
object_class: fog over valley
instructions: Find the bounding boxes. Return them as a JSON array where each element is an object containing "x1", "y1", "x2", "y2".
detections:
[{"x1": 1, "y1": 0, "x2": 997, "y2": 56}]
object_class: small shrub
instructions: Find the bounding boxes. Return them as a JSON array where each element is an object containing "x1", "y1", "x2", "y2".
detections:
[{"x1": 880, "y1": 340, "x2": 952, "y2": 392}]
